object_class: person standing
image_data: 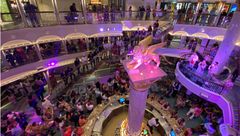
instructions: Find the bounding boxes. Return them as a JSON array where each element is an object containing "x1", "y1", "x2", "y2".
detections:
[
  {"x1": 74, "y1": 57, "x2": 81, "y2": 75},
  {"x1": 24, "y1": 2, "x2": 39, "y2": 27},
  {"x1": 129, "y1": 6, "x2": 132, "y2": 19},
  {"x1": 147, "y1": 117, "x2": 159, "y2": 134}
]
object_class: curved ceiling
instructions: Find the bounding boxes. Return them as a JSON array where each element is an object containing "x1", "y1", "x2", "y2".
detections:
[
  {"x1": 1, "y1": 40, "x2": 33, "y2": 50},
  {"x1": 36, "y1": 35, "x2": 62, "y2": 43},
  {"x1": 65, "y1": 33, "x2": 88, "y2": 40}
]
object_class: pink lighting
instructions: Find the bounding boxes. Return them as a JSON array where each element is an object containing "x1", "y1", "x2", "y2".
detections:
[
  {"x1": 140, "y1": 72, "x2": 143, "y2": 76},
  {"x1": 47, "y1": 61, "x2": 57, "y2": 66}
]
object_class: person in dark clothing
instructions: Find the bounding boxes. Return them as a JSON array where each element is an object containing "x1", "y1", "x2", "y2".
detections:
[
  {"x1": 74, "y1": 57, "x2": 81, "y2": 75},
  {"x1": 153, "y1": 20, "x2": 159, "y2": 30},
  {"x1": 232, "y1": 67, "x2": 239, "y2": 82},
  {"x1": 28, "y1": 94, "x2": 38, "y2": 110},
  {"x1": 5, "y1": 51, "x2": 16, "y2": 67},
  {"x1": 71, "y1": 111, "x2": 79, "y2": 127},
  {"x1": 69, "y1": 3, "x2": 78, "y2": 23},
  {"x1": 24, "y1": 2, "x2": 39, "y2": 27},
  {"x1": 70, "y1": 3, "x2": 77, "y2": 12}
]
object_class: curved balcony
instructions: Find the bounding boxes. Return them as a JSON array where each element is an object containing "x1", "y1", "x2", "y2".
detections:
[{"x1": 175, "y1": 61, "x2": 234, "y2": 126}]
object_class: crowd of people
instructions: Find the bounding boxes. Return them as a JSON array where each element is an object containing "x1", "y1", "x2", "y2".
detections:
[
  {"x1": 175, "y1": 6, "x2": 234, "y2": 26},
  {"x1": 4, "y1": 46, "x2": 39, "y2": 68},
  {"x1": 147, "y1": 62, "x2": 223, "y2": 135},
  {"x1": 1, "y1": 65, "x2": 131, "y2": 135}
]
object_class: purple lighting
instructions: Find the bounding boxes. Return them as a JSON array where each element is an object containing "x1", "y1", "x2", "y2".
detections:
[
  {"x1": 100, "y1": 28, "x2": 104, "y2": 32},
  {"x1": 48, "y1": 61, "x2": 57, "y2": 66}
]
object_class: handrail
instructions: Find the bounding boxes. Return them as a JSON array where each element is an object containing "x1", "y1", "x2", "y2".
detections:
[
  {"x1": 1, "y1": 10, "x2": 232, "y2": 31},
  {"x1": 178, "y1": 61, "x2": 225, "y2": 94}
]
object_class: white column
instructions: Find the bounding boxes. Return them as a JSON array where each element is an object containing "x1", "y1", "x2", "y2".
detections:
[
  {"x1": 213, "y1": 12, "x2": 240, "y2": 74},
  {"x1": 62, "y1": 40, "x2": 68, "y2": 54},
  {"x1": 16, "y1": 0, "x2": 28, "y2": 27},
  {"x1": 192, "y1": 2, "x2": 202, "y2": 24},
  {"x1": 43, "y1": 70, "x2": 52, "y2": 94},
  {"x1": 35, "y1": 44, "x2": 43, "y2": 60},
  {"x1": 127, "y1": 85, "x2": 148, "y2": 135},
  {"x1": 51, "y1": 0, "x2": 60, "y2": 24}
]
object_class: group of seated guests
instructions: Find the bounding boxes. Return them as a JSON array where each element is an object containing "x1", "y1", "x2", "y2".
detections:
[
  {"x1": 148, "y1": 77, "x2": 223, "y2": 136},
  {"x1": 1, "y1": 67, "x2": 130, "y2": 136}
]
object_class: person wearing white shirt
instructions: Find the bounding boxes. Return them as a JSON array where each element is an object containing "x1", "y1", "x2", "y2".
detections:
[
  {"x1": 147, "y1": 117, "x2": 159, "y2": 134},
  {"x1": 76, "y1": 102, "x2": 84, "y2": 114},
  {"x1": 86, "y1": 102, "x2": 94, "y2": 113}
]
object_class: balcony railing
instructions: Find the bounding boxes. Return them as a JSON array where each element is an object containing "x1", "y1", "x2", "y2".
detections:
[
  {"x1": 1, "y1": 10, "x2": 233, "y2": 31},
  {"x1": 178, "y1": 61, "x2": 225, "y2": 94}
]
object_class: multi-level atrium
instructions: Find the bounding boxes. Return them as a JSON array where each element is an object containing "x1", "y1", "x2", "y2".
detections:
[{"x1": 1, "y1": 0, "x2": 240, "y2": 136}]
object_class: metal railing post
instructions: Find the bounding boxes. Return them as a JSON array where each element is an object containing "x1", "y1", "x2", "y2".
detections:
[
  {"x1": 51, "y1": 0, "x2": 61, "y2": 24},
  {"x1": 16, "y1": 0, "x2": 28, "y2": 27}
]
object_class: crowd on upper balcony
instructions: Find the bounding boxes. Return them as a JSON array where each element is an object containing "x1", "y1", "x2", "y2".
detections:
[{"x1": 174, "y1": 36, "x2": 240, "y2": 91}]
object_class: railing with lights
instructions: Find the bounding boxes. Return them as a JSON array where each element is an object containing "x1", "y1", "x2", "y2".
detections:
[{"x1": 178, "y1": 61, "x2": 225, "y2": 94}]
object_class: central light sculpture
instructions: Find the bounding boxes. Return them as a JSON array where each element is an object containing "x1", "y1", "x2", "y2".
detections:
[{"x1": 121, "y1": 35, "x2": 167, "y2": 135}]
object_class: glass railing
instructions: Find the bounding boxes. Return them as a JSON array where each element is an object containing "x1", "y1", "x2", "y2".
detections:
[
  {"x1": 0, "y1": 11, "x2": 172, "y2": 30},
  {"x1": 1, "y1": 13, "x2": 25, "y2": 30},
  {"x1": 178, "y1": 61, "x2": 225, "y2": 94},
  {"x1": 1, "y1": 10, "x2": 233, "y2": 31}
]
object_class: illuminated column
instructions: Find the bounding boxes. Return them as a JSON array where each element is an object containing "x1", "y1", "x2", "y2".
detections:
[
  {"x1": 213, "y1": 12, "x2": 240, "y2": 74},
  {"x1": 121, "y1": 39, "x2": 166, "y2": 135},
  {"x1": 62, "y1": 40, "x2": 68, "y2": 54},
  {"x1": 127, "y1": 84, "x2": 149, "y2": 134},
  {"x1": 80, "y1": 0, "x2": 87, "y2": 23},
  {"x1": 16, "y1": 0, "x2": 28, "y2": 27},
  {"x1": 213, "y1": 2, "x2": 225, "y2": 26},
  {"x1": 43, "y1": 70, "x2": 52, "y2": 94},
  {"x1": 192, "y1": 2, "x2": 202, "y2": 24},
  {"x1": 51, "y1": 0, "x2": 60, "y2": 24},
  {"x1": 35, "y1": 44, "x2": 43, "y2": 60}
]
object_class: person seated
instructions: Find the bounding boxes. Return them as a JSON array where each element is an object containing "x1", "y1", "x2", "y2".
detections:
[
  {"x1": 170, "y1": 109, "x2": 178, "y2": 119},
  {"x1": 187, "y1": 105, "x2": 202, "y2": 120},
  {"x1": 157, "y1": 97, "x2": 165, "y2": 105},
  {"x1": 177, "y1": 118, "x2": 185, "y2": 129},
  {"x1": 176, "y1": 95, "x2": 186, "y2": 109},
  {"x1": 76, "y1": 102, "x2": 84, "y2": 114},
  {"x1": 78, "y1": 116, "x2": 87, "y2": 127},
  {"x1": 85, "y1": 101, "x2": 94, "y2": 113},
  {"x1": 147, "y1": 117, "x2": 159, "y2": 134},
  {"x1": 43, "y1": 107, "x2": 54, "y2": 124}
]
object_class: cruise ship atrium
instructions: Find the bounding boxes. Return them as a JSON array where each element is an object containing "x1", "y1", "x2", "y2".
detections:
[{"x1": 1, "y1": 0, "x2": 240, "y2": 135}]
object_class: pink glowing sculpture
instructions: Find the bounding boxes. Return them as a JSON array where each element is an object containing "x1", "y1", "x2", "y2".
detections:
[{"x1": 127, "y1": 38, "x2": 166, "y2": 70}]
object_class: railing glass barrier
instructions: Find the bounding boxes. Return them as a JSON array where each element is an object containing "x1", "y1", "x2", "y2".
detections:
[
  {"x1": 178, "y1": 61, "x2": 225, "y2": 94},
  {"x1": 1, "y1": 10, "x2": 233, "y2": 31}
]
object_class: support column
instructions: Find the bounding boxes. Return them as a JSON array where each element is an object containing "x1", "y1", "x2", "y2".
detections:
[
  {"x1": 213, "y1": 12, "x2": 240, "y2": 74},
  {"x1": 80, "y1": 0, "x2": 87, "y2": 23},
  {"x1": 43, "y1": 70, "x2": 52, "y2": 94},
  {"x1": 62, "y1": 40, "x2": 68, "y2": 54},
  {"x1": 35, "y1": 44, "x2": 43, "y2": 60},
  {"x1": 127, "y1": 86, "x2": 148, "y2": 135},
  {"x1": 51, "y1": 0, "x2": 60, "y2": 24},
  {"x1": 192, "y1": 2, "x2": 202, "y2": 24},
  {"x1": 213, "y1": 2, "x2": 224, "y2": 26},
  {"x1": 16, "y1": 0, "x2": 28, "y2": 27}
]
